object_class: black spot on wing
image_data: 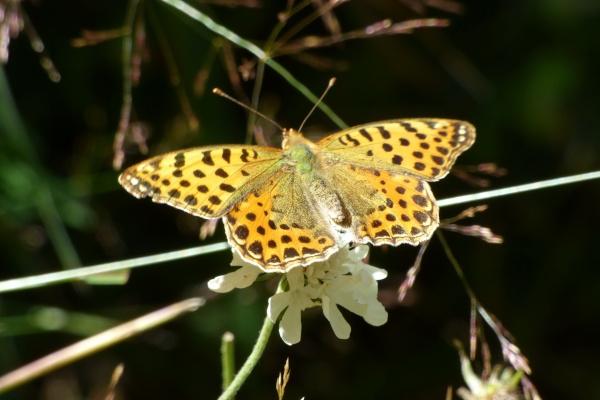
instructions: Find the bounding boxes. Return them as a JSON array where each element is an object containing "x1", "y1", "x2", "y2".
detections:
[
  {"x1": 359, "y1": 128, "x2": 373, "y2": 141},
  {"x1": 202, "y1": 151, "x2": 214, "y2": 165},
  {"x1": 377, "y1": 126, "x2": 391, "y2": 139},
  {"x1": 222, "y1": 148, "x2": 231, "y2": 163},
  {"x1": 345, "y1": 134, "x2": 359, "y2": 146},
  {"x1": 399, "y1": 122, "x2": 417, "y2": 133}
]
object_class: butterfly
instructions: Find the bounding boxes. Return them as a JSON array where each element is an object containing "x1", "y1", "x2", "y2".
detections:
[{"x1": 119, "y1": 119, "x2": 475, "y2": 272}]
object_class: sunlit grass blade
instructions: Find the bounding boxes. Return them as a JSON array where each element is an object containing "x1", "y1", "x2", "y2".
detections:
[
  {"x1": 83, "y1": 269, "x2": 131, "y2": 285},
  {"x1": 0, "y1": 242, "x2": 230, "y2": 294},
  {"x1": 0, "y1": 171, "x2": 597, "y2": 293},
  {"x1": 438, "y1": 170, "x2": 600, "y2": 207}
]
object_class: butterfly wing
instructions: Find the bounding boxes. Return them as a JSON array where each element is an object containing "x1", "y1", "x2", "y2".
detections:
[
  {"x1": 324, "y1": 164, "x2": 439, "y2": 246},
  {"x1": 223, "y1": 170, "x2": 339, "y2": 271},
  {"x1": 317, "y1": 118, "x2": 475, "y2": 181},
  {"x1": 118, "y1": 145, "x2": 282, "y2": 218}
]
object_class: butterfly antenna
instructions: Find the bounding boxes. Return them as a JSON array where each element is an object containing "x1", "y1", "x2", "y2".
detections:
[
  {"x1": 212, "y1": 88, "x2": 283, "y2": 131},
  {"x1": 298, "y1": 77, "x2": 336, "y2": 132}
]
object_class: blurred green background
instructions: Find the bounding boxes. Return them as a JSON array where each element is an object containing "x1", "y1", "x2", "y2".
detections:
[{"x1": 1, "y1": 0, "x2": 599, "y2": 398}]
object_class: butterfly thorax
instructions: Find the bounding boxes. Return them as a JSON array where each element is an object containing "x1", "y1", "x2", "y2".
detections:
[{"x1": 282, "y1": 129, "x2": 319, "y2": 174}]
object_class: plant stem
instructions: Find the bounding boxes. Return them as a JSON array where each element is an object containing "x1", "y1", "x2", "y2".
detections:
[
  {"x1": 1, "y1": 171, "x2": 598, "y2": 293},
  {"x1": 221, "y1": 332, "x2": 236, "y2": 392},
  {"x1": 0, "y1": 242, "x2": 230, "y2": 293},
  {"x1": 437, "y1": 170, "x2": 600, "y2": 207},
  {"x1": 217, "y1": 314, "x2": 275, "y2": 400}
]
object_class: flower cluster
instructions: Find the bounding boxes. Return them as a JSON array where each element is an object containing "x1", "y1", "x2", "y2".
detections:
[
  {"x1": 457, "y1": 347, "x2": 528, "y2": 400},
  {"x1": 208, "y1": 245, "x2": 388, "y2": 345}
]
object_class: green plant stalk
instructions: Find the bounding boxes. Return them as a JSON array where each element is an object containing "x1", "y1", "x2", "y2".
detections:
[
  {"x1": 437, "y1": 170, "x2": 600, "y2": 207},
  {"x1": 0, "y1": 171, "x2": 597, "y2": 293},
  {"x1": 221, "y1": 332, "x2": 236, "y2": 392},
  {"x1": 0, "y1": 298, "x2": 204, "y2": 394},
  {"x1": 157, "y1": 0, "x2": 347, "y2": 129},
  {"x1": 217, "y1": 278, "x2": 281, "y2": 400},
  {"x1": 217, "y1": 315, "x2": 274, "y2": 400},
  {"x1": 0, "y1": 242, "x2": 230, "y2": 293}
]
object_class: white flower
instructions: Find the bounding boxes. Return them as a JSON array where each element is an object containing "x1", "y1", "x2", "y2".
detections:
[
  {"x1": 208, "y1": 245, "x2": 388, "y2": 346},
  {"x1": 207, "y1": 251, "x2": 262, "y2": 293},
  {"x1": 457, "y1": 346, "x2": 525, "y2": 400}
]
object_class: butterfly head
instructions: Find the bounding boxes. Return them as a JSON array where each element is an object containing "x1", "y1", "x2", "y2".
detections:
[
  {"x1": 282, "y1": 128, "x2": 308, "y2": 148},
  {"x1": 282, "y1": 129, "x2": 319, "y2": 173}
]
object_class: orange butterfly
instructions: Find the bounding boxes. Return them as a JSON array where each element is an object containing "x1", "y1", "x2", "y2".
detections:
[{"x1": 119, "y1": 119, "x2": 475, "y2": 271}]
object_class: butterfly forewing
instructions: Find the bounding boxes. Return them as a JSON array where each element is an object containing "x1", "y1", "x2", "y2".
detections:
[
  {"x1": 118, "y1": 145, "x2": 281, "y2": 218},
  {"x1": 317, "y1": 119, "x2": 475, "y2": 181}
]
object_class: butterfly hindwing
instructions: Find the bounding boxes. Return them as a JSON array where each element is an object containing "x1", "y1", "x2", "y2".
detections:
[
  {"x1": 223, "y1": 170, "x2": 339, "y2": 271},
  {"x1": 324, "y1": 164, "x2": 439, "y2": 246}
]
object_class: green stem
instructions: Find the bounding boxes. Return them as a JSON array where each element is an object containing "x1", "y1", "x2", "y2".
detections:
[
  {"x1": 0, "y1": 242, "x2": 230, "y2": 294},
  {"x1": 157, "y1": 0, "x2": 347, "y2": 129},
  {"x1": 217, "y1": 314, "x2": 275, "y2": 400},
  {"x1": 437, "y1": 170, "x2": 600, "y2": 207},
  {"x1": 221, "y1": 332, "x2": 236, "y2": 392},
  {"x1": 1, "y1": 171, "x2": 598, "y2": 293}
]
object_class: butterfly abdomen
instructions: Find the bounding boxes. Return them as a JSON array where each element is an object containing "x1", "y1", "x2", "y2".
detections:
[{"x1": 307, "y1": 176, "x2": 352, "y2": 229}]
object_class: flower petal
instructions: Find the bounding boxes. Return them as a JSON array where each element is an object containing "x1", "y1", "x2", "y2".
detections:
[
  {"x1": 279, "y1": 302, "x2": 303, "y2": 345},
  {"x1": 267, "y1": 292, "x2": 291, "y2": 322},
  {"x1": 207, "y1": 264, "x2": 261, "y2": 293},
  {"x1": 363, "y1": 302, "x2": 388, "y2": 326},
  {"x1": 351, "y1": 244, "x2": 369, "y2": 260},
  {"x1": 322, "y1": 296, "x2": 351, "y2": 339}
]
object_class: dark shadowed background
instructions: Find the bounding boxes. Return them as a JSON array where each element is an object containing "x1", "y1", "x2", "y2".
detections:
[{"x1": 1, "y1": 0, "x2": 599, "y2": 399}]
